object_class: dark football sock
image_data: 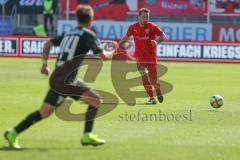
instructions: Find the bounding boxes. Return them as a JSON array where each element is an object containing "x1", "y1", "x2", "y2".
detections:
[
  {"x1": 14, "y1": 110, "x2": 42, "y2": 134},
  {"x1": 84, "y1": 105, "x2": 98, "y2": 133}
]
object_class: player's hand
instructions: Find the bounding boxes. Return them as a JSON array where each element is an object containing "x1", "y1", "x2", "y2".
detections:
[
  {"x1": 107, "y1": 40, "x2": 118, "y2": 55},
  {"x1": 102, "y1": 40, "x2": 118, "y2": 60},
  {"x1": 151, "y1": 40, "x2": 158, "y2": 47},
  {"x1": 41, "y1": 64, "x2": 50, "y2": 76},
  {"x1": 101, "y1": 52, "x2": 114, "y2": 60}
]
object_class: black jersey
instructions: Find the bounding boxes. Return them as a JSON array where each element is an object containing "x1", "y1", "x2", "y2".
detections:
[{"x1": 50, "y1": 27, "x2": 103, "y2": 82}]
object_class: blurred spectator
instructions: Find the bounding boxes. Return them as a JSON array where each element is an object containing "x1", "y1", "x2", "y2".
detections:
[
  {"x1": 32, "y1": 20, "x2": 47, "y2": 37},
  {"x1": 43, "y1": 0, "x2": 54, "y2": 36}
]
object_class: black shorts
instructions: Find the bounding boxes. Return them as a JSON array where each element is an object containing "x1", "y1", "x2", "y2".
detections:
[{"x1": 43, "y1": 80, "x2": 90, "y2": 107}]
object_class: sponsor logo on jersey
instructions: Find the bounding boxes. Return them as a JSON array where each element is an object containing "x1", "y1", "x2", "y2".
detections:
[{"x1": 145, "y1": 29, "x2": 150, "y2": 34}]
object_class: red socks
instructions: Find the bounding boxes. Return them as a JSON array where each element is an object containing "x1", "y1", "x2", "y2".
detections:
[{"x1": 142, "y1": 76, "x2": 154, "y2": 99}]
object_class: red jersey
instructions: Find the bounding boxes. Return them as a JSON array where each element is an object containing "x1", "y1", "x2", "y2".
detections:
[{"x1": 126, "y1": 22, "x2": 163, "y2": 61}]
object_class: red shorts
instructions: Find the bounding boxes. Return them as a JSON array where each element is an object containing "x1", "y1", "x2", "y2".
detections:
[{"x1": 136, "y1": 59, "x2": 157, "y2": 81}]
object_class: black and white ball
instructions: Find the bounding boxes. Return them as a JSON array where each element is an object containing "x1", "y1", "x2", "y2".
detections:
[{"x1": 210, "y1": 95, "x2": 224, "y2": 109}]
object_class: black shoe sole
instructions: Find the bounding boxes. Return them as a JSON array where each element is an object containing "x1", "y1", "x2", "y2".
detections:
[
  {"x1": 157, "y1": 95, "x2": 164, "y2": 103},
  {"x1": 145, "y1": 102, "x2": 157, "y2": 105},
  {"x1": 81, "y1": 141, "x2": 105, "y2": 147}
]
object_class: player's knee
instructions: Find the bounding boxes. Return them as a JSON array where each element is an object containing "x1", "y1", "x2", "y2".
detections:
[
  {"x1": 81, "y1": 90, "x2": 102, "y2": 107},
  {"x1": 82, "y1": 96, "x2": 102, "y2": 108},
  {"x1": 139, "y1": 69, "x2": 148, "y2": 77},
  {"x1": 93, "y1": 98, "x2": 102, "y2": 107},
  {"x1": 89, "y1": 98, "x2": 102, "y2": 108},
  {"x1": 39, "y1": 103, "x2": 54, "y2": 118}
]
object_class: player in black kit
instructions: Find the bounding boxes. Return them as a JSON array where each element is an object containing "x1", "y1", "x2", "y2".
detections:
[{"x1": 4, "y1": 5, "x2": 114, "y2": 149}]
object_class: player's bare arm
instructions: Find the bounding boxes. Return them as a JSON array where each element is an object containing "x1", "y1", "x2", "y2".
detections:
[
  {"x1": 98, "y1": 51, "x2": 114, "y2": 60},
  {"x1": 156, "y1": 32, "x2": 167, "y2": 43},
  {"x1": 118, "y1": 35, "x2": 130, "y2": 48},
  {"x1": 151, "y1": 32, "x2": 167, "y2": 47},
  {"x1": 41, "y1": 40, "x2": 53, "y2": 76}
]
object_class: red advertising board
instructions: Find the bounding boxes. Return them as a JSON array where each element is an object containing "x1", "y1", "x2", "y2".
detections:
[
  {"x1": 0, "y1": 37, "x2": 18, "y2": 56},
  {"x1": 1, "y1": 36, "x2": 240, "y2": 63},
  {"x1": 209, "y1": 0, "x2": 240, "y2": 16},
  {"x1": 60, "y1": 0, "x2": 206, "y2": 19},
  {"x1": 60, "y1": 0, "x2": 129, "y2": 20},
  {"x1": 138, "y1": 0, "x2": 206, "y2": 16},
  {"x1": 212, "y1": 24, "x2": 240, "y2": 43}
]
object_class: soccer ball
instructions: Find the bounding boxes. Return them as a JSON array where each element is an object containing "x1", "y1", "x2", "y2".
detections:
[{"x1": 210, "y1": 95, "x2": 224, "y2": 108}]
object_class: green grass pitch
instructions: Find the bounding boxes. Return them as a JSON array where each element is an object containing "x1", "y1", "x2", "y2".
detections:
[{"x1": 0, "y1": 58, "x2": 240, "y2": 160}]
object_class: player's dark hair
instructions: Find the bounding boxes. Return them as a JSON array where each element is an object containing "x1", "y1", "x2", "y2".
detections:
[
  {"x1": 75, "y1": 5, "x2": 94, "y2": 24},
  {"x1": 138, "y1": 8, "x2": 150, "y2": 16}
]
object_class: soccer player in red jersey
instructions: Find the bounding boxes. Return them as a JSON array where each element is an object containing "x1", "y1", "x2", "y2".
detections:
[{"x1": 118, "y1": 8, "x2": 167, "y2": 105}]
